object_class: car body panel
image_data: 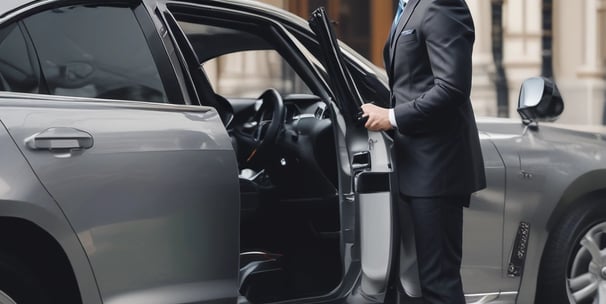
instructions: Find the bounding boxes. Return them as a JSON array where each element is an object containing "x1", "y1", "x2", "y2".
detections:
[
  {"x1": 0, "y1": 93, "x2": 240, "y2": 303},
  {"x1": 476, "y1": 118, "x2": 606, "y2": 302},
  {"x1": 1, "y1": 1, "x2": 606, "y2": 304},
  {"x1": 0, "y1": 110, "x2": 103, "y2": 303}
]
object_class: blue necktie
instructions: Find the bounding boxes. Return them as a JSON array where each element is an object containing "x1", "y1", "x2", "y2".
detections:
[{"x1": 390, "y1": 0, "x2": 406, "y2": 43}]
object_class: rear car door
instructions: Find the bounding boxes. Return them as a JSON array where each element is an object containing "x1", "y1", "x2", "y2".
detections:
[
  {"x1": 309, "y1": 8, "x2": 402, "y2": 301},
  {"x1": 0, "y1": 2, "x2": 240, "y2": 303}
]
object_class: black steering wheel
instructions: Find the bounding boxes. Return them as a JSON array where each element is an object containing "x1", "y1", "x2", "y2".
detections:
[{"x1": 243, "y1": 88, "x2": 285, "y2": 162}]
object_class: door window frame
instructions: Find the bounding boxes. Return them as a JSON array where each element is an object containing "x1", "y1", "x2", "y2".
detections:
[
  {"x1": 0, "y1": 0, "x2": 187, "y2": 105},
  {"x1": 133, "y1": 3, "x2": 185, "y2": 104},
  {"x1": 165, "y1": 2, "x2": 333, "y2": 105}
]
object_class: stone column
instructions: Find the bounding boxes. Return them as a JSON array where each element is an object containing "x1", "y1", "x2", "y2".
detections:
[
  {"x1": 577, "y1": 0, "x2": 606, "y2": 78},
  {"x1": 502, "y1": 0, "x2": 543, "y2": 118},
  {"x1": 468, "y1": 0, "x2": 498, "y2": 116},
  {"x1": 553, "y1": 0, "x2": 606, "y2": 124}
]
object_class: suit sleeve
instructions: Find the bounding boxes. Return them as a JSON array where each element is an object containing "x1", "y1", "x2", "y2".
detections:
[{"x1": 393, "y1": 0, "x2": 475, "y2": 133}]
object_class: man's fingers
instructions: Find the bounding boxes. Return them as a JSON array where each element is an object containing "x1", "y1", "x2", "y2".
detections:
[
  {"x1": 361, "y1": 105, "x2": 391, "y2": 131},
  {"x1": 361, "y1": 103, "x2": 377, "y2": 113},
  {"x1": 365, "y1": 116, "x2": 375, "y2": 130},
  {"x1": 365, "y1": 118, "x2": 379, "y2": 131}
]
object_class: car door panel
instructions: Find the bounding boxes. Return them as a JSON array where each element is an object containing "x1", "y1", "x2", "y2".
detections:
[
  {"x1": 0, "y1": 97, "x2": 240, "y2": 303},
  {"x1": 354, "y1": 172, "x2": 394, "y2": 297},
  {"x1": 309, "y1": 8, "x2": 400, "y2": 300}
]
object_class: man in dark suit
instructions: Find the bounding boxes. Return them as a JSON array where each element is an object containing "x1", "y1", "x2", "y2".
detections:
[{"x1": 361, "y1": 0, "x2": 486, "y2": 303}]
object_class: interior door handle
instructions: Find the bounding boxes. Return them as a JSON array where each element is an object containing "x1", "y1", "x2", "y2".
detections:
[
  {"x1": 352, "y1": 151, "x2": 371, "y2": 171},
  {"x1": 25, "y1": 127, "x2": 94, "y2": 151}
]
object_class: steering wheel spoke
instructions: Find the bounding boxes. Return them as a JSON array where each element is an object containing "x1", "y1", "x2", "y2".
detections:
[
  {"x1": 244, "y1": 89, "x2": 285, "y2": 162},
  {"x1": 254, "y1": 120, "x2": 272, "y2": 141}
]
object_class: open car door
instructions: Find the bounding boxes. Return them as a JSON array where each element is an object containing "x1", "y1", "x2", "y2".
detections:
[{"x1": 309, "y1": 8, "x2": 413, "y2": 302}]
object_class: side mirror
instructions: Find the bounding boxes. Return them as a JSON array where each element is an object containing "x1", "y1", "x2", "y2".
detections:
[{"x1": 517, "y1": 77, "x2": 564, "y2": 126}]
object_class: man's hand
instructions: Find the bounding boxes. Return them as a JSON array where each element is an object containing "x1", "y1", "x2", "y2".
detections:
[{"x1": 361, "y1": 103, "x2": 394, "y2": 132}]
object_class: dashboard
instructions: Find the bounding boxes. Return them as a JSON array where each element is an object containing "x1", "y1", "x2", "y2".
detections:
[{"x1": 230, "y1": 94, "x2": 338, "y2": 201}]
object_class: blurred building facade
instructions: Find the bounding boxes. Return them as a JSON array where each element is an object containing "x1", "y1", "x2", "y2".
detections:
[{"x1": 220, "y1": 0, "x2": 606, "y2": 125}]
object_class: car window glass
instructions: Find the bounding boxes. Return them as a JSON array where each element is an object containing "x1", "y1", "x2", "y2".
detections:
[
  {"x1": 23, "y1": 5, "x2": 168, "y2": 103},
  {"x1": 0, "y1": 23, "x2": 40, "y2": 93}
]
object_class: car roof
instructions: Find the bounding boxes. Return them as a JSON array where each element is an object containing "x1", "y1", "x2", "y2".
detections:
[
  {"x1": 0, "y1": 0, "x2": 35, "y2": 16},
  {"x1": 0, "y1": 0, "x2": 308, "y2": 25},
  {"x1": 173, "y1": 0, "x2": 310, "y2": 28}
]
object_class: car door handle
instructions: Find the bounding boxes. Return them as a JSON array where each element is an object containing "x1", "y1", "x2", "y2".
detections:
[{"x1": 25, "y1": 127, "x2": 94, "y2": 151}]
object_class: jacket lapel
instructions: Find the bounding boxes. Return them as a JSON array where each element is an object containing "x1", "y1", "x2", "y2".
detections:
[{"x1": 389, "y1": 0, "x2": 421, "y2": 74}]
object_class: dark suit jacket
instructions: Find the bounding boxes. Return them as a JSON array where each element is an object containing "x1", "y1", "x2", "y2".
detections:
[{"x1": 384, "y1": 0, "x2": 486, "y2": 198}]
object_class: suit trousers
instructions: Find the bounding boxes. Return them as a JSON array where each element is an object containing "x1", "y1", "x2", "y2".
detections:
[{"x1": 400, "y1": 196, "x2": 467, "y2": 304}]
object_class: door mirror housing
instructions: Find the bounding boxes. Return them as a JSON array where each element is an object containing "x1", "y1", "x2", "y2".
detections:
[{"x1": 517, "y1": 77, "x2": 564, "y2": 126}]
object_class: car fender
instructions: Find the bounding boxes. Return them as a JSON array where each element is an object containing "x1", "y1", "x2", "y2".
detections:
[{"x1": 484, "y1": 121, "x2": 606, "y2": 303}]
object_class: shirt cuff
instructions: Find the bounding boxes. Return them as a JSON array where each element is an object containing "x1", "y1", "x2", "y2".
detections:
[{"x1": 388, "y1": 108, "x2": 398, "y2": 129}]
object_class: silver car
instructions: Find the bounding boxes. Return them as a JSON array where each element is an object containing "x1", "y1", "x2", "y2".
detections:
[{"x1": 0, "y1": 0, "x2": 603, "y2": 304}]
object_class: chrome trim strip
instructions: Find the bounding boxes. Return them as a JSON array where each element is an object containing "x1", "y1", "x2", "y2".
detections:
[
  {"x1": 0, "y1": 92, "x2": 211, "y2": 112},
  {"x1": 465, "y1": 291, "x2": 518, "y2": 304}
]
